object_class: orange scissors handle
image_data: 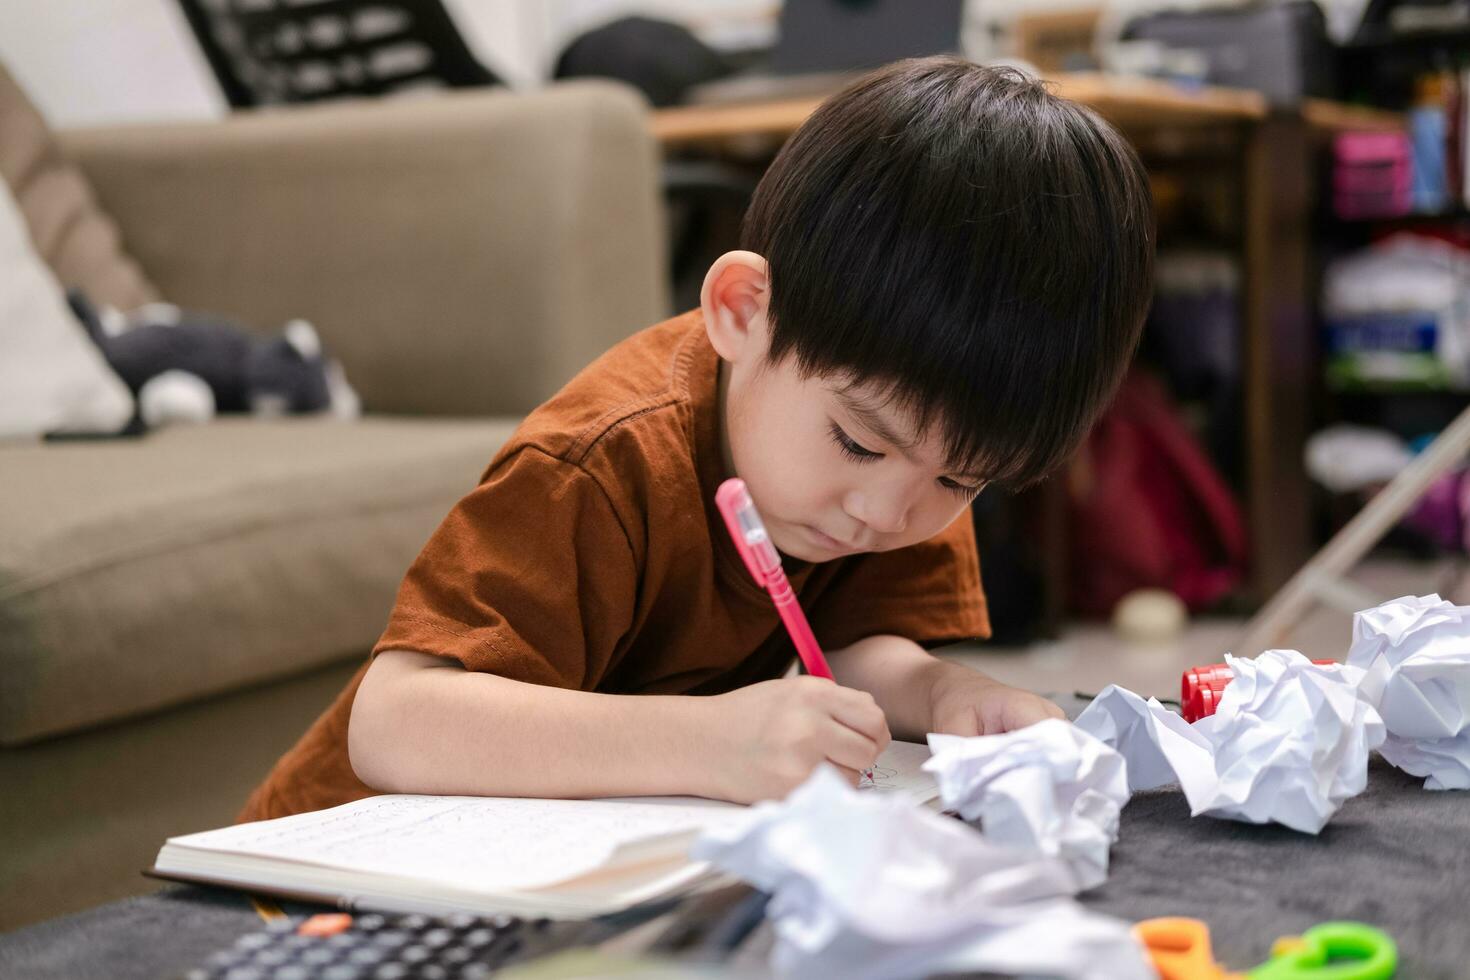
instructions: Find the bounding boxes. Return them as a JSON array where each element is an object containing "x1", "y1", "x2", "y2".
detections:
[{"x1": 1135, "y1": 917, "x2": 1246, "y2": 980}]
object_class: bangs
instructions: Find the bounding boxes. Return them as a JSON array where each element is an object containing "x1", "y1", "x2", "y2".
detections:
[{"x1": 748, "y1": 57, "x2": 1153, "y2": 488}]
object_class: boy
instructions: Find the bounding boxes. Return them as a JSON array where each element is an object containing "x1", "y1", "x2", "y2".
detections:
[{"x1": 240, "y1": 56, "x2": 1153, "y2": 821}]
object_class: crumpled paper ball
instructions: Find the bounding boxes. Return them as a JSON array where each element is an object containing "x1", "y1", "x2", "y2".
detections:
[
  {"x1": 692, "y1": 767, "x2": 1152, "y2": 980},
  {"x1": 1348, "y1": 593, "x2": 1470, "y2": 790},
  {"x1": 923, "y1": 719, "x2": 1129, "y2": 890},
  {"x1": 1193, "y1": 650, "x2": 1386, "y2": 831},
  {"x1": 1077, "y1": 650, "x2": 1384, "y2": 834}
]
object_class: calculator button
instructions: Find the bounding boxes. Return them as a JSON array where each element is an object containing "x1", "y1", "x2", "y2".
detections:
[
  {"x1": 397, "y1": 914, "x2": 430, "y2": 930},
  {"x1": 370, "y1": 965, "x2": 410, "y2": 980},
  {"x1": 348, "y1": 946, "x2": 386, "y2": 966},
  {"x1": 274, "y1": 967, "x2": 310, "y2": 980},
  {"x1": 463, "y1": 928, "x2": 495, "y2": 947},
  {"x1": 421, "y1": 928, "x2": 453, "y2": 947},
  {"x1": 447, "y1": 914, "x2": 477, "y2": 929},
  {"x1": 418, "y1": 966, "x2": 449, "y2": 980},
  {"x1": 355, "y1": 914, "x2": 387, "y2": 931},
  {"x1": 321, "y1": 965, "x2": 363, "y2": 980},
  {"x1": 372, "y1": 930, "x2": 410, "y2": 947},
  {"x1": 302, "y1": 946, "x2": 338, "y2": 966},
  {"x1": 399, "y1": 945, "x2": 432, "y2": 964}
]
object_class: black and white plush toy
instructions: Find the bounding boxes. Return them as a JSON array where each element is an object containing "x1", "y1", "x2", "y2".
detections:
[{"x1": 68, "y1": 290, "x2": 359, "y2": 430}]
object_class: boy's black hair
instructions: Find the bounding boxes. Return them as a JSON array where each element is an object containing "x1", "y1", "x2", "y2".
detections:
[{"x1": 742, "y1": 56, "x2": 1155, "y2": 488}]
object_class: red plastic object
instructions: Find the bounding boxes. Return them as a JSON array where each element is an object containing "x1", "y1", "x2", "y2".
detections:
[
  {"x1": 297, "y1": 913, "x2": 354, "y2": 937},
  {"x1": 1181, "y1": 660, "x2": 1336, "y2": 722}
]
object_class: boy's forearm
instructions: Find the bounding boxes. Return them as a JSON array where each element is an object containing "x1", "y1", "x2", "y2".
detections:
[
  {"x1": 350, "y1": 651, "x2": 719, "y2": 800},
  {"x1": 826, "y1": 635, "x2": 999, "y2": 741}
]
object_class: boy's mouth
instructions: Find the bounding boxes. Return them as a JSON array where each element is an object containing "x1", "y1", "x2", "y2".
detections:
[{"x1": 802, "y1": 524, "x2": 857, "y2": 553}]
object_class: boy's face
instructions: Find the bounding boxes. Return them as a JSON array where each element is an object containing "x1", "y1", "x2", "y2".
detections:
[{"x1": 719, "y1": 313, "x2": 985, "y2": 564}]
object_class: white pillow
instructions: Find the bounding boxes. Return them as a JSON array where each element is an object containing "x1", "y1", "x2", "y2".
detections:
[{"x1": 0, "y1": 178, "x2": 133, "y2": 440}]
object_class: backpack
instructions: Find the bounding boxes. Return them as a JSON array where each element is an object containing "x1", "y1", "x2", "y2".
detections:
[{"x1": 1067, "y1": 370, "x2": 1248, "y2": 615}]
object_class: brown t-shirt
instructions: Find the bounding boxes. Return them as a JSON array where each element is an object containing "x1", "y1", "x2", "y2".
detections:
[{"x1": 239, "y1": 311, "x2": 989, "y2": 821}]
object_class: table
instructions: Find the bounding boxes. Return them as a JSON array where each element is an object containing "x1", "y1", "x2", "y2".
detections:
[{"x1": 3, "y1": 756, "x2": 1463, "y2": 979}]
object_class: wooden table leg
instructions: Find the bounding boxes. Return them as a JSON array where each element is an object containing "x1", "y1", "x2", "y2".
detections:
[{"x1": 1242, "y1": 112, "x2": 1315, "y2": 602}]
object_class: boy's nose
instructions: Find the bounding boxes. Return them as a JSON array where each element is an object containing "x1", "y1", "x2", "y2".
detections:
[{"x1": 844, "y1": 490, "x2": 909, "y2": 535}]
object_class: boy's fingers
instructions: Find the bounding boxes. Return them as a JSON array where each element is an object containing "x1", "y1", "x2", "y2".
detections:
[
  {"x1": 823, "y1": 722, "x2": 882, "y2": 774},
  {"x1": 827, "y1": 692, "x2": 891, "y2": 750}
]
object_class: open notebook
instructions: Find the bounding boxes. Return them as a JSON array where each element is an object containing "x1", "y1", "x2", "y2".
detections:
[{"x1": 150, "y1": 741, "x2": 938, "y2": 919}]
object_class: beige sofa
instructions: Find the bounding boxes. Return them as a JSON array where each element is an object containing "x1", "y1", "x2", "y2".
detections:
[{"x1": 0, "y1": 75, "x2": 667, "y2": 929}]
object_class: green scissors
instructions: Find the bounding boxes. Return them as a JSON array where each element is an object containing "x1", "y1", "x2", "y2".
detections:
[{"x1": 1248, "y1": 922, "x2": 1397, "y2": 980}]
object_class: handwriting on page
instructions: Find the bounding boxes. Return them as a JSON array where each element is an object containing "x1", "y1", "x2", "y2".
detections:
[
  {"x1": 852, "y1": 741, "x2": 939, "y2": 801},
  {"x1": 857, "y1": 765, "x2": 900, "y2": 790}
]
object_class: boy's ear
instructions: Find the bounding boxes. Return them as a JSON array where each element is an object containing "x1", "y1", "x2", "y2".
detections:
[{"x1": 700, "y1": 251, "x2": 770, "y2": 363}]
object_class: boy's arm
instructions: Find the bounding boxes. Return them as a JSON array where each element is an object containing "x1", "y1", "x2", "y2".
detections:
[
  {"x1": 350, "y1": 650, "x2": 716, "y2": 798},
  {"x1": 827, "y1": 635, "x2": 1063, "y2": 741},
  {"x1": 349, "y1": 649, "x2": 890, "y2": 803}
]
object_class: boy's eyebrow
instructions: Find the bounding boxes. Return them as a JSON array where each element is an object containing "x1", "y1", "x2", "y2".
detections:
[{"x1": 831, "y1": 389, "x2": 917, "y2": 451}]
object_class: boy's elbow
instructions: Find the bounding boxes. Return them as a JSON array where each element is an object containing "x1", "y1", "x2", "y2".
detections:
[{"x1": 348, "y1": 653, "x2": 410, "y2": 792}]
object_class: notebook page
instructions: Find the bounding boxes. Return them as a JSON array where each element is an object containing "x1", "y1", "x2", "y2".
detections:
[
  {"x1": 168, "y1": 795, "x2": 748, "y2": 893},
  {"x1": 857, "y1": 739, "x2": 939, "y2": 801},
  {"x1": 165, "y1": 741, "x2": 936, "y2": 895}
]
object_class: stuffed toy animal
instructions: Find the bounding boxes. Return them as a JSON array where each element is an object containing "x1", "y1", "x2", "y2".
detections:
[{"x1": 68, "y1": 289, "x2": 359, "y2": 429}]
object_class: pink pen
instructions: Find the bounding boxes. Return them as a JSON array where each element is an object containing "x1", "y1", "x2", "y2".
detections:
[
  {"x1": 715, "y1": 478, "x2": 835, "y2": 680},
  {"x1": 716, "y1": 478, "x2": 876, "y2": 784}
]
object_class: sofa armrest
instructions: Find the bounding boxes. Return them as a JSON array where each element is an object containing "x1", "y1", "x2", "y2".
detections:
[{"x1": 56, "y1": 82, "x2": 669, "y2": 417}]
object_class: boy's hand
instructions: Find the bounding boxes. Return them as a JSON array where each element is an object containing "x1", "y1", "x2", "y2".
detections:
[
  {"x1": 928, "y1": 666, "x2": 1065, "y2": 737},
  {"x1": 703, "y1": 676, "x2": 891, "y2": 804}
]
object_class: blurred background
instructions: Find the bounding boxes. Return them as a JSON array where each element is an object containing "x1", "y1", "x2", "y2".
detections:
[{"x1": 2, "y1": 0, "x2": 1469, "y2": 929}]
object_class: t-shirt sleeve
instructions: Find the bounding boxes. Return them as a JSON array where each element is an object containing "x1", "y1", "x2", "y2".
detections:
[
  {"x1": 371, "y1": 446, "x2": 637, "y2": 690},
  {"x1": 808, "y1": 512, "x2": 990, "y2": 651}
]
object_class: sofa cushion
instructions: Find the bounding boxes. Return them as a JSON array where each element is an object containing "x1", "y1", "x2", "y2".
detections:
[
  {"x1": 0, "y1": 61, "x2": 159, "y2": 311},
  {"x1": 0, "y1": 416, "x2": 517, "y2": 745},
  {"x1": 0, "y1": 173, "x2": 134, "y2": 439}
]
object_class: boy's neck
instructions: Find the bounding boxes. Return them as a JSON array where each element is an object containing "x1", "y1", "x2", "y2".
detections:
[{"x1": 715, "y1": 358, "x2": 737, "y2": 482}]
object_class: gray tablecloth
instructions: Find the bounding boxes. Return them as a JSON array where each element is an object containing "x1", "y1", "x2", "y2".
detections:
[
  {"x1": 3, "y1": 762, "x2": 1465, "y2": 978},
  {"x1": 1085, "y1": 757, "x2": 1468, "y2": 977}
]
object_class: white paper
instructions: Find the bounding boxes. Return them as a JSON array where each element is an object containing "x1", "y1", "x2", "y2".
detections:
[
  {"x1": 855, "y1": 739, "x2": 943, "y2": 803},
  {"x1": 693, "y1": 767, "x2": 1152, "y2": 980},
  {"x1": 167, "y1": 794, "x2": 748, "y2": 893},
  {"x1": 923, "y1": 719, "x2": 1129, "y2": 891},
  {"x1": 1076, "y1": 650, "x2": 1385, "y2": 834},
  {"x1": 1348, "y1": 593, "x2": 1470, "y2": 789}
]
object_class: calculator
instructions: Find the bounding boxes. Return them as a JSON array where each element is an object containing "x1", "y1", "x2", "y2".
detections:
[
  {"x1": 184, "y1": 884, "x2": 767, "y2": 980},
  {"x1": 182, "y1": 909, "x2": 599, "y2": 980}
]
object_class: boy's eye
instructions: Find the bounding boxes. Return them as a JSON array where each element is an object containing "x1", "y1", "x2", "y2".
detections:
[
  {"x1": 938, "y1": 476, "x2": 983, "y2": 498},
  {"x1": 828, "y1": 423, "x2": 882, "y2": 463}
]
